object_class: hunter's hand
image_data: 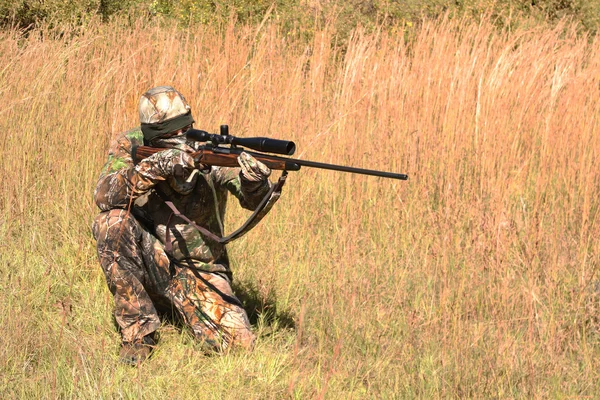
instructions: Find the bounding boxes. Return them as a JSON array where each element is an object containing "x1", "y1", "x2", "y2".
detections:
[
  {"x1": 139, "y1": 148, "x2": 196, "y2": 179},
  {"x1": 238, "y1": 152, "x2": 271, "y2": 182}
]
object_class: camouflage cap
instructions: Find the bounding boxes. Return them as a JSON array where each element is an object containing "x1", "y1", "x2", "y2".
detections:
[{"x1": 139, "y1": 86, "x2": 195, "y2": 142}]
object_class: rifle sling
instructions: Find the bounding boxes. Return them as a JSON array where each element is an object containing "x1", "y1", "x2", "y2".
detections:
[{"x1": 156, "y1": 171, "x2": 287, "y2": 252}]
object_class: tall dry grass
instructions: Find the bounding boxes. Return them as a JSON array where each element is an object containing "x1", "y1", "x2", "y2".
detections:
[{"x1": 0, "y1": 14, "x2": 599, "y2": 398}]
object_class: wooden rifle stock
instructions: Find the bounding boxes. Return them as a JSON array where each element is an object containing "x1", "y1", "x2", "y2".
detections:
[{"x1": 134, "y1": 146, "x2": 300, "y2": 171}]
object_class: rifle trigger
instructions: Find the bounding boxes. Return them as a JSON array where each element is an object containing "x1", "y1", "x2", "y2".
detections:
[{"x1": 186, "y1": 169, "x2": 199, "y2": 183}]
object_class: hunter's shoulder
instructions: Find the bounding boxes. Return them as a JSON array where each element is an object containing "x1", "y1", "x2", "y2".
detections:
[
  {"x1": 123, "y1": 127, "x2": 144, "y2": 144},
  {"x1": 117, "y1": 127, "x2": 144, "y2": 146},
  {"x1": 108, "y1": 127, "x2": 144, "y2": 154}
]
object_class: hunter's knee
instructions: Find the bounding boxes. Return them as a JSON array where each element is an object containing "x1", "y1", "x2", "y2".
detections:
[{"x1": 93, "y1": 209, "x2": 142, "y2": 247}]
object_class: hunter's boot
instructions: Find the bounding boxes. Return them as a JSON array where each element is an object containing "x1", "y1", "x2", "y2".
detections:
[{"x1": 119, "y1": 334, "x2": 156, "y2": 366}]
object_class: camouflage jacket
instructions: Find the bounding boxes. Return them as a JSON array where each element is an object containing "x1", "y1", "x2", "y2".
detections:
[{"x1": 94, "y1": 127, "x2": 271, "y2": 274}]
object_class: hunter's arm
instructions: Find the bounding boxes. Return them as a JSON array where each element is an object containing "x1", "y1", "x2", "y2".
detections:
[
  {"x1": 94, "y1": 132, "x2": 142, "y2": 210},
  {"x1": 94, "y1": 130, "x2": 194, "y2": 210},
  {"x1": 212, "y1": 166, "x2": 272, "y2": 211}
]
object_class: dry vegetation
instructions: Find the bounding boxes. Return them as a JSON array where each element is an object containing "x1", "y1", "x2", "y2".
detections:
[{"x1": 0, "y1": 14, "x2": 599, "y2": 398}]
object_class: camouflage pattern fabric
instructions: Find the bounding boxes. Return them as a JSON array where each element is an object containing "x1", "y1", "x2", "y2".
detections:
[{"x1": 92, "y1": 127, "x2": 271, "y2": 350}]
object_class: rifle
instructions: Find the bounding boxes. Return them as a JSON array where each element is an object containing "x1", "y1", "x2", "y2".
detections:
[
  {"x1": 133, "y1": 125, "x2": 408, "y2": 181},
  {"x1": 131, "y1": 125, "x2": 407, "y2": 245}
]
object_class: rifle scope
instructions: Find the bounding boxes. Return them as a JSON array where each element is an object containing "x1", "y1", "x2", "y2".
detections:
[{"x1": 186, "y1": 126, "x2": 296, "y2": 156}]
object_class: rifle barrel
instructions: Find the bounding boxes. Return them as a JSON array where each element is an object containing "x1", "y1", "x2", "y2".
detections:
[
  {"x1": 244, "y1": 150, "x2": 408, "y2": 180},
  {"x1": 293, "y1": 158, "x2": 408, "y2": 180}
]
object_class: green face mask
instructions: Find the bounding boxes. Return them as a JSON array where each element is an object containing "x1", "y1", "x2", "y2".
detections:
[{"x1": 140, "y1": 111, "x2": 195, "y2": 142}]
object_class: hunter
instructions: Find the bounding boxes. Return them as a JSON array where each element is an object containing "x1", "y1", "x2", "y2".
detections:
[{"x1": 92, "y1": 86, "x2": 275, "y2": 365}]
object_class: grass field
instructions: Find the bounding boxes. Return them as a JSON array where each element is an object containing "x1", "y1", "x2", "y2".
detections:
[{"x1": 0, "y1": 14, "x2": 599, "y2": 398}]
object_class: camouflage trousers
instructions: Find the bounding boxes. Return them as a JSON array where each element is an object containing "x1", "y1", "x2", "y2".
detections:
[{"x1": 92, "y1": 209, "x2": 255, "y2": 351}]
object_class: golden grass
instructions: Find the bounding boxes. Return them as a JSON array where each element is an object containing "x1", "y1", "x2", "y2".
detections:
[{"x1": 0, "y1": 15, "x2": 599, "y2": 398}]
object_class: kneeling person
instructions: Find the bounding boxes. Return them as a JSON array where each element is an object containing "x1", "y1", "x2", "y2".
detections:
[{"x1": 92, "y1": 86, "x2": 273, "y2": 364}]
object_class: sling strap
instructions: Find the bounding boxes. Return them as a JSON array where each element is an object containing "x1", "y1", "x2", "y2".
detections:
[{"x1": 157, "y1": 172, "x2": 287, "y2": 252}]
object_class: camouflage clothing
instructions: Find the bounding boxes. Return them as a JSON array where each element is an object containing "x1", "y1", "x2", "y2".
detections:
[{"x1": 92, "y1": 127, "x2": 271, "y2": 350}]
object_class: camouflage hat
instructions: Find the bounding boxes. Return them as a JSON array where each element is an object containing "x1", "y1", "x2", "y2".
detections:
[{"x1": 139, "y1": 86, "x2": 195, "y2": 142}]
